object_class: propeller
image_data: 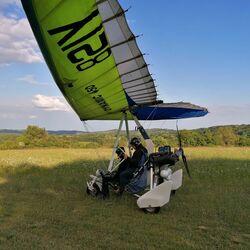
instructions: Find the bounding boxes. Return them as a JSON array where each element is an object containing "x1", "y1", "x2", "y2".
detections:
[{"x1": 176, "y1": 122, "x2": 192, "y2": 179}]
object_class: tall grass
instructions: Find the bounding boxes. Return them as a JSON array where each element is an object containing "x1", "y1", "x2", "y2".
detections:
[{"x1": 0, "y1": 147, "x2": 249, "y2": 249}]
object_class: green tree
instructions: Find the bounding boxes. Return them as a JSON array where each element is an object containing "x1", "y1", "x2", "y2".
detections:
[
  {"x1": 23, "y1": 125, "x2": 48, "y2": 139},
  {"x1": 21, "y1": 125, "x2": 48, "y2": 147},
  {"x1": 238, "y1": 136, "x2": 250, "y2": 146},
  {"x1": 180, "y1": 130, "x2": 197, "y2": 146},
  {"x1": 202, "y1": 129, "x2": 215, "y2": 145},
  {"x1": 153, "y1": 135, "x2": 167, "y2": 148},
  {"x1": 214, "y1": 127, "x2": 237, "y2": 146}
]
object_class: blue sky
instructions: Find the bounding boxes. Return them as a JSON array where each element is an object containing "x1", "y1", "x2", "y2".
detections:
[{"x1": 0, "y1": 0, "x2": 249, "y2": 131}]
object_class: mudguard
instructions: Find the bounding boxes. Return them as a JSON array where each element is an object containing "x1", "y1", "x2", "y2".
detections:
[
  {"x1": 137, "y1": 169, "x2": 183, "y2": 209},
  {"x1": 170, "y1": 169, "x2": 183, "y2": 190},
  {"x1": 137, "y1": 181, "x2": 172, "y2": 208}
]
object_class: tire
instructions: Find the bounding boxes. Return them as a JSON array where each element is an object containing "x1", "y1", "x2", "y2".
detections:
[
  {"x1": 142, "y1": 207, "x2": 160, "y2": 214},
  {"x1": 171, "y1": 190, "x2": 176, "y2": 196},
  {"x1": 86, "y1": 183, "x2": 100, "y2": 197}
]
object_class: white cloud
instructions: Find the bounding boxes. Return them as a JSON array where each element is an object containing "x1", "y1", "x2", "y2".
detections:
[
  {"x1": 29, "y1": 115, "x2": 37, "y2": 119},
  {"x1": 0, "y1": 112, "x2": 16, "y2": 119},
  {"x1": 0, "y1": 0, "x2": 21, "y2": 7},
  {"x1": 0, "y1": 99, "x2": 79, "y2": 130},
  {"x1": 17, "y1": 74, "x2": 48, "y2": 85},
  {"x1": 32, "y1": 95, "x2": 71, "y2": 112},
  {"x1": 0, "y1": 96, "x2": 249, "y2": 130},
  {"x1": 0, "y1": 15, "x2": 43, "y2": 65}
]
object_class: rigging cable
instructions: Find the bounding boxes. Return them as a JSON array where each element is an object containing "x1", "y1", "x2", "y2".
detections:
[
  {"x1": 81, "y1": 121, "x2": 107, "y2": 169},
  {"x1": 141, "y1": 104, "x2": 159, "y2": 130}
]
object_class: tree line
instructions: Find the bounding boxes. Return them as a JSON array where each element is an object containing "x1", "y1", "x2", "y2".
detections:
[{"x1": 0, "y1": 124, "x2": 250, "y2": 150}]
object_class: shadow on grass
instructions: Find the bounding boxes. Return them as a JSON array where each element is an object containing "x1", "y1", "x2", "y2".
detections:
[{"x1": 0, "y1": 157, "x2": 250, "y2": 249}]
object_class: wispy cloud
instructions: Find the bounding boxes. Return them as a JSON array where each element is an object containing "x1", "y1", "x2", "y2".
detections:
[
  {"x1": 29, "y1": 115, "x2": 37, "y2": 119},
  {"x1": 0, "y1": 112, "x2": 17, "y2": 120},
  {"x1": 32, "y1": 95, "x2": 71, "y2": 112},
  {"x1": 0, "y1": 99, "x2": 81, "y2": 130},
  {"x1": 17, "y1": 75, "x2": 48, "y2": 86},
  {"x1": 0, "y1": 0, "x2": 21, "y2": 7},
  {"x1": 0, "y1": 15, "x2": 43, "y2": 65}
]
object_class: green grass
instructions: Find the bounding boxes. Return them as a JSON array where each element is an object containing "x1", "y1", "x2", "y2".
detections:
[{"x1": 0, "y1": 147, "x2": 250, "y2": 249}]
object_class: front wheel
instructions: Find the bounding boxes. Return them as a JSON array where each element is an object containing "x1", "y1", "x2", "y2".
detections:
[
  {"x1": 171, "y1": 190, "x2": 176, "y2": 196},
  {"x1": 142, "y1": 207, "x2": 160, "y2": 214},
  {"x1": 86, "y1": 183, "x2": 100, "y2": 197}
]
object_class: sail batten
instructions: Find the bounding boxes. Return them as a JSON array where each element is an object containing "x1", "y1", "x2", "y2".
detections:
[{"x1": 97, "y1": 0, "x2": 157, "y2": 104}]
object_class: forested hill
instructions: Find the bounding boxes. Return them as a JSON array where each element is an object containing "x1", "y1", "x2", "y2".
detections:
[
  {"x1": 1, "y1": 124, "x2": 250, "y2": 136},
  {"x1": 0, "y1": 124, "x2": 250, "y2": 149},
  {"x1": 196, "y1": 124, "x2": 250, "y2": 137}
]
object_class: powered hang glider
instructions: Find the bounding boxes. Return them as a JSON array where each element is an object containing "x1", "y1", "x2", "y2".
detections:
[{"x1": 22, "y1": 0, "x2": 208, "y2": 213}]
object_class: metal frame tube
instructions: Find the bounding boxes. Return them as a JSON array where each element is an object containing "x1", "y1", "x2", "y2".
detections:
[
  {"x1": 124, "y1": 112, "x2": 132, "y2": 157},
  {"x1": 108, "y1": 114, "x2": 124, "y2": 171},
  {"x1": 107, "y1": 113, "x2": 156, "y2": 191}
]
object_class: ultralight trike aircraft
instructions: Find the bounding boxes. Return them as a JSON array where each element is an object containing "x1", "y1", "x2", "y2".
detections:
[
  {"x1": 22, "y1": 0, "x2": 208, "y2": 213},
  {"x1": 86, "y1": 113, "x2": 194, "y2": 213}
]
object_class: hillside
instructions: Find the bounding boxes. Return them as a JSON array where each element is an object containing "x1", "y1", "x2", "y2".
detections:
[
  {"x1": 1, "y1": 124, "x2": 250, "y2": 136},
  {"x1": 0, "y1": 124, "x2": 249, "y2": 149}
]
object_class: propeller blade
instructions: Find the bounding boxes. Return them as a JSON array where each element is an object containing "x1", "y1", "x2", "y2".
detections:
[
  {"x1": 176, "y1": 121, "x2": 192, "y2": 179},
  {"x1": 176, "y1": 122, "x2": 182, "y2": 149},
  {"x1": 182, "y1": 153, "x2": 192, "y2": 179}
]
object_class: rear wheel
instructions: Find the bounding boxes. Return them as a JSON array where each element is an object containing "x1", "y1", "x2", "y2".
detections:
[
  {"x1": 86, "y1": 183, "x2": 100, "y2": 197},
  {"x1": 171, "y1": 190, "x2": 176, "y2": 196},
  {"x1": 142, "y1": 207, "x2": 160, "y2": 214}
]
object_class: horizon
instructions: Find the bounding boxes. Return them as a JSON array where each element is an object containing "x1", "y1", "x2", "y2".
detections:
[{"x1": 1, "y1": 122, "x2": 249, "y2": 133}]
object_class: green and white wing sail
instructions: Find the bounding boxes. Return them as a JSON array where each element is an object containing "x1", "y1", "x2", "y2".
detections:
[
  {"x1": 22, "y1": 0, "x2": 208, "y2": 121},
  {"x1": 21, "y1": 0, "x2": 156, "y2": 120}
]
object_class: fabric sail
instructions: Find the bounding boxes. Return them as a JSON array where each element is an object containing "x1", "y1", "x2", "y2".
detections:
[{"x1": 21, "y1": 0, "x2": 208, "y2": 121}]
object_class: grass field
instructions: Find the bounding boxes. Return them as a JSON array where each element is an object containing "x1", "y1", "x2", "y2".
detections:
[{"x1": 0, "y1": 147, "x2": 249, "y2": 249}]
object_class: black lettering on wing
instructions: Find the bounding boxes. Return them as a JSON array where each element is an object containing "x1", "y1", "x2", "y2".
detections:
[
  {"x1": 48, "y1": 9, "x2": 99, "y2": 47},
  {"x1": 67, "y1": 31, "x2": 108, "y2": 63}
]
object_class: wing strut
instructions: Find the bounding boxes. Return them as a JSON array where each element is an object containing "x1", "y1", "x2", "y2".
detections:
[
  {"x1": 124, "y1": 112, "x2": 132, "y2": 157},
  {"x1": 108, "y1": 112, "x2": 134, "y2": 171},
  {"x1": 108, "y1": 113, "x2": 125, "y2": 171},
  {"x1": 107, "y1": 112, "x2": 157, "y2": 190}
]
